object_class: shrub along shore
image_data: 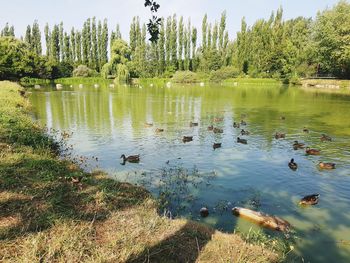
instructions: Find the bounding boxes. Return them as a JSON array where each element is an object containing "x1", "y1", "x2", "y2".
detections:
[{"x1": 0, "y1": 81, "x2": 283, "y2": 262}]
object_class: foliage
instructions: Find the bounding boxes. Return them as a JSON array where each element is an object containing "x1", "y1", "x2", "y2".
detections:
[
  {"x1": 73, "y1": 65, "x2": 98, "y2": 77},
  {"x1": 144, "y1": 0, "x2": 161, "y2": 42},
  {"x1": 209, "y1": 66, "x2": 240, "y2": 82},
  {"x1": 172, "y1": 70, "x2": 199, "y2": 83}
]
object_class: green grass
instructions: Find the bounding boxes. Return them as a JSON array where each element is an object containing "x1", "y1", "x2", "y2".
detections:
[
  {"x1": 0, "y1": 80, "x2": 281, "y2": 262},
  {"x1": 54, "y1": 77, "x2": 112, "y2": 85}
]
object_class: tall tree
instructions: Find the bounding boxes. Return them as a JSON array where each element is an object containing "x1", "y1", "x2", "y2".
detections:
[
  {"x1": 71, "y1": 28, "x2": 76, "y2": 62},
  {"x1": 32, "y1": 20, "x2": 42, "y2": 55},
  {"x1": 50, "y1": 24, "x2": 60, "y2": 62},
  {"x1": 165, "y1": 16, "x2": 172, "y2": 68},
  {"x1": 24, "y1": 25, "x2": 32, "y2": 48},
  {"x1": 64, "y1": 32, "x2": 71, "y2": 62},
  {"x1": 91, "y1": 17, "x2": 99, "y2": 70},
  {"x1": 59, "y1": 22, "x2": 64, "y2": 61},
  {"x1": 101, "y1": 19, "x2": 108, "y2": 66},
  {"x1": 178, "y1": 16, "x2": 184, "y2": 70},
  {"x1": 44, "y1": 23, "x2": 51, "y2": 57},
  {"x1": 212, "y1": 22, "x2": 218, "y2": 50},
  {"x1": 202, "y1": 14, "x2": 208, "y2": 52},
  {"x1": 219, "y1": 11, "x2": 226, "y2": 50},
  {"x1": 76, "y1": 30, "x2": 82, "y2": 64},
  {"x1": 158, "y1": 19, "x2": 165, "y2": 74},
  {"x1": 171, "y1": 14, "x2": 178, "y2": 69}
]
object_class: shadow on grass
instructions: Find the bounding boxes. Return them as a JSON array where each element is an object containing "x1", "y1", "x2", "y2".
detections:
[
  {"x1": 126, "y1": 222, "x2": 214, "y2": 263},
  {"x1": 0, "y1": 155, "x2": 151, "y2": 241}
]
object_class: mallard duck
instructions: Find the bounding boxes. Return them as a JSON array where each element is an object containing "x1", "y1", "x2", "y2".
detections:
[
  {"x1": 275, "y1": 132, "x2": 285, "y2": 139},
  {"x1": 306, "y1": 147, "x2": 320, "y2": 155},
  {"x1": 208, "y1": 125, "x2": 214, "y2": 131},
  {"x1": 303, "y1": 127, "x2": 309, "y2": 133},
  {"x1": 293, "y1": 141, "x2": 305, "y2": 150},
  {"x1": 299, "y1": 194, "x2": 320, "y2": 205},
  {"x1": 200, "y1": 207, "x2": 209, "y2": 217},
  {"x1": 190, "y1": 121, "x2": 199, "y2": 127},
  {"x1": 240, "y1": 120, "x2": 247, "y2": 125},
  {"x1": 155, "y1": 128, "x2": 164, "y2": 133},
  {"x1": 213, "y1": 127, "x2": 223, "y2": 133},
  {"x1": 318, "y1": 162, "x2": 335, "y2": 169},
  {"x1": 120, "y1": 154, "x2": 140, "y2": 165},
  {"x1": 288, "y1": 158, "x2": 298, "y2": 170},
  {"x1": 237, "y1": 137, "x2": 247, "y2": 144},
  {"x1": 233, "y1": 122, "x2": 240, "y2": 128},
  {"x1": 280, "y1": 116, "x2": 286, "y2": 120},
  {"x1": 213, "y1": 143, "x2": 222, "y2": 149},
  {"x1": 241, "y1": 129, "x2": 250, "y2": 135},
  {"x1": 144, "y1": 122, "x2": 153, "y2": 127},
  {"x1": 320, "y1": 134, "x2": 332, "y2": 142},
  {"x1": 183, "y1": 136, "x2": 193, "y2": 143}
]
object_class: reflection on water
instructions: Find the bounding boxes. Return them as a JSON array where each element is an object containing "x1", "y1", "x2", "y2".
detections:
[{"x1": 30, "y1": 82, "x2": 350, "y2": 262}]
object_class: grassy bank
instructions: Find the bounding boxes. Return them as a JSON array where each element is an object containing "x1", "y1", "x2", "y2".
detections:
[
  {"x1": 0, "y1": 81, "x2": 282, "y2": 262},
  {"x1": 301, "y1": 79, "x2": 350, "y2": 90}
]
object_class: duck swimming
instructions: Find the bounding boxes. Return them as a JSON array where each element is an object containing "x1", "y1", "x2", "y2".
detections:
[
  {"x1": 320, "y1": 134, "x2": 332, "y2": 142},
  {"x1": 237, "y1": 137, "x2": 247, "y2": 144},
  {"x1": 240, "y1": 120, "x2": 247, "y2": 125},
  {"x1": 208, "y1": 125, "x2": 214, "y2": 131},
  {"x1": 213, "y1": 127, "x2": 223, "y2": 133},
  {"x1": 120, "y1": 154, "x2": 140, "y2": 165},
  {"x1": 241, "y1": 129, "x2": 250, "y2": 136},
  {"x1": 288, "y1": 158, "x2": 298, "y2": 170},
  {"x1": 299, "y1": 194, "x2": 320, "y2": 205},
  {"x1": 213, "y1": 143, "x2": 222, "y2": 150},
  {"x1": 306, "y1": 147, "x2": 320, "y2": 155},
  {"x1": 155, "y1": 128, "x2": 164, "y2": 133},
  {"x1": 303, "y1": 127, "x2": 309, "y2": 133},
  {"x1": 293, "y1": 141, "x2": 305, "y2": 150},
  {"x1": 318, "y1": 162, "x2": 336, "y2": 169},
  {"x1": 275, "y1": 132, "x2": 285, "y2": 139},
  {"x1": 144, "y1": 122, "x2": 153, "y2": 127},
  {"x1": 190, "y1": 121, "x2": 199, "y2": 127},
  {"x1": 233, "y1": 122, "x2": 240, "y2": 128},
  {"x1": 183, "y1": 136, "x2": 193, "y2": 143}
]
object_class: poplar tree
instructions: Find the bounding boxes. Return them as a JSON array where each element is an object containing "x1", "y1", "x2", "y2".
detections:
[
  {"x1": 86, "y1": 18, "x2": 92, "y2": 66},
  {"x1": 165, "y1": 16, "x2": 172, "y2": 68},
  {"x1": 98, "y1": 20, "x2": 103, "y2": 63},
  {"x1": 129, "y1": 17, "x2": 137, "y2": 53},
  {"x1": 71, "y1": 28, "x2": 76, "y2": 62},
  {"x1": 183, "y1": 27, "x2": 188, "y2": 70},
  {"x1": 24, "y1": 25, "x2": 32, "y2": 48},
  {"x1": 44, "y1": 24, "x2": 51, "y2": 57},
  {"x1": 186, "y1": 20, "x2": 191, "y2": 70},
  {"x1": 207, "y1": 23, "x2": 212, "y2": 50},
  {"x1": 219, "y1": 11, "x2": 226, "y2": 50},
  {"x1": 59, "y1": 22, "x2": 64, "y2": 61},
  {"x1": 202, "y1": 14, "x2": 207, "y2": 52},
  {"x1": 191, "y1": 27, "x2": 198, "y2": 71},
  {"x1": 178, "y1": 16, "x2": 184, "y2": 70},
  {"x1": 51, "y1": 24, "x2": 60, "y2": 62},
  {"x1": 64, "y1": 32, "x2": 71, "y2": 62},
  {"x1": 92, "y1": 17, "x2": 99, "y2": 70},
  {"x1": 76, "y1": 31, "x2": 82, "y2": 64},
  {"x1": 158, "y1": 19, "x2": 166, "y2": 74},
  {"x1": 32, "y1": 20, "x2": 42, "y2": 55},
  {"x1": 82, "y1": 21, "x2": 89, "y2": 64},
  {"x1": 171, "y1": 14, "x2": 178, "y2": 69},
  {"x1": 101, "y1": 19, "x2": 108, "y2": 66},
  {"x1": 212, "y1": 22, "x2": 218, "y2": 50}
]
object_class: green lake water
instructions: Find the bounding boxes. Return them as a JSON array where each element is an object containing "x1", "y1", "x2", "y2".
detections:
[{"x1": 29, "y1": 81, "x2": 350, "y2": 262}]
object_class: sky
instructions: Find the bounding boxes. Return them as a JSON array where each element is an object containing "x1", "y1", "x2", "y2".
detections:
[{"x1": 0, "y1": 0, "x2": 342, "y2": 42}]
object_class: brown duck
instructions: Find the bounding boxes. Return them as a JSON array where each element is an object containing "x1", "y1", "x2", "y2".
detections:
[
  {"x1": 237, "y1": 137, "x2": 247, "y2": 144},
  {"x1": 183, "y1": 136, "x2": 193, "y2": 143},
  {"x1": 275, "y1": 132, "x2": 285, "y2": 139},
  {"x1": 213, "y1": 127, "x2": 223, "y2": 133},
  {"x1": 320, "y1": 134, "x2": 332, "y2": 142},
  {"x1": 233, "y1": 122, "x2": 240, "y2": 128},
  {"x1": 299, "y1": 194, "x2": 320, "y2": 205},
  {"x1": 213, "y1": 143, "x2": 222, "y2": 150},
  {"x1": 190, "y1": 121, "x2": 199, "y2": 127},
  {"x1": 155, "y1": 128, "x2": 164, "y2": 133},
  {"x1": 208, "y1": 125, "x2": 214, "y2": 131},
  {"x1": 318, "y1": 162, "x2": 335, "y2": 169},
  {"x1": 293, "y1": 141, "x2": 305, "y2": 150},
  {"x1": 306, "y1": 147, "x2": 320, "y2": 155},
  {"x1": 288, "y1": 158, "x2": 298, "y2": 171},
  {"x1": 120, "y1": 154, "x2": 140, "y2": 165}
]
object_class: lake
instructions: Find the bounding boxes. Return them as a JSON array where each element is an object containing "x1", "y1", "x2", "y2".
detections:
[{"x1": 29, "y1": 80, "x2": 350, "y2": 262}]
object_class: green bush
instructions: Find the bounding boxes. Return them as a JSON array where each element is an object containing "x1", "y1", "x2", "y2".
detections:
[
  {"x1": 73, "y1": 65, "x2": 97, "y2": 77},
  {"x1": 172, "y1": 71, "x2": 199, "y2": 83},
  {"x1": 209, "y1": 67, "x2": 240, "y2": 82}
]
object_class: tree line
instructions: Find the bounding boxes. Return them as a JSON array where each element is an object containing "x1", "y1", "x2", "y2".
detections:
[{"x1": 0, "y1": 0, "x2": 349, "y2": 81}]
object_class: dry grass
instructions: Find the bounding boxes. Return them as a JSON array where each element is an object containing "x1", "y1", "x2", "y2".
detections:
[{"x1": 0, "y1": 81, "x2": 280, "y2": 263}]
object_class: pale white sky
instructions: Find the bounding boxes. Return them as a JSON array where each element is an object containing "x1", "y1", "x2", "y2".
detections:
[{"x1": 0, "y1": 0, "x2": 342, "y2": 42}]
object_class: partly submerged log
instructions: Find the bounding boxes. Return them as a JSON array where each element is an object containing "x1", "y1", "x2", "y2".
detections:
[{"x1": 232, "y1": 207, "x2": 291, "y2": 232}]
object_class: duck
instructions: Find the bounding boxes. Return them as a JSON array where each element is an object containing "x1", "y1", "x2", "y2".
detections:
[
  {"x1": 299, "y1": 194, "x2": 320, "y2": 205},
  {"x1": 144, "y1": 122, "x2": 153, "y2": 127},
  {"x1": 293, "y1": 141, "x2": 305, "y2": 150},
  {"x1": 237, "y1": 137, "x2": 247, "y2": 144},
  {"x1": 120, "y1": 154, "x2": 140, "y2": 165},
  {"x1": 182, "y1": 136, "x2": 193, "y2": 143},
  {"x1": 306, "y1": 147, "x2": 320, "y2": 155},
  {"x1": 303, "y1": 127, "x2": 309, "y2": 133},
  {"x1": 320, "y1": 134, "x2": 332, "y2": 142},
  {"x1": 318, "y1": 162, "x2": 336, "y2": 169},
  {"x1": 208, "y1": 125, "x2": 214, "y2": 131},
  {"x1": 155, "y1": 128, "x2": 164, "y2": 133},
  {"x1": 275, "y1": 132, "x2": 286, "y2": 139},
  {"x1": 213, "y1": 117, "x2": 224, "y2": 122},
  {"x1": 280, "y1": 116, "x2": 286, "y2": 120},
  {"x1": 233, "y1": 122, "x2": 240, "y2": 128},
  {"x1": 240, "y1": 120, "x2": 247, "y2": 125},
  {"x1": 241, "y1": 129, "x2": 250, "y2": 136},
  {"x1": 288, "y1": 158, "x2": 298, "y2": 170},
  {"x1": 190, "y1": 121, "x2": 199, "y2": 127},
  {"x1": 200, "y1": 207, "x2": 209, "y2": 217},
  {"x1": 213, "y1": 127, "x2": 223, "y2": 134},
  {"x1": 213, "y1": 143, "x2": 222, "y2": 150}
]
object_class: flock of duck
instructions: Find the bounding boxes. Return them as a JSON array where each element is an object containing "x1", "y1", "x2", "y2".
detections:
[{"x1": 120, "y1": 115, "x2": 337, "y2": 232}]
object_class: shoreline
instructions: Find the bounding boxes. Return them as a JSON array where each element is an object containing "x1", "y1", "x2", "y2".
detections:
[{"x1": 0, "y1": 81, "x2": 282, "y2": 262}]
